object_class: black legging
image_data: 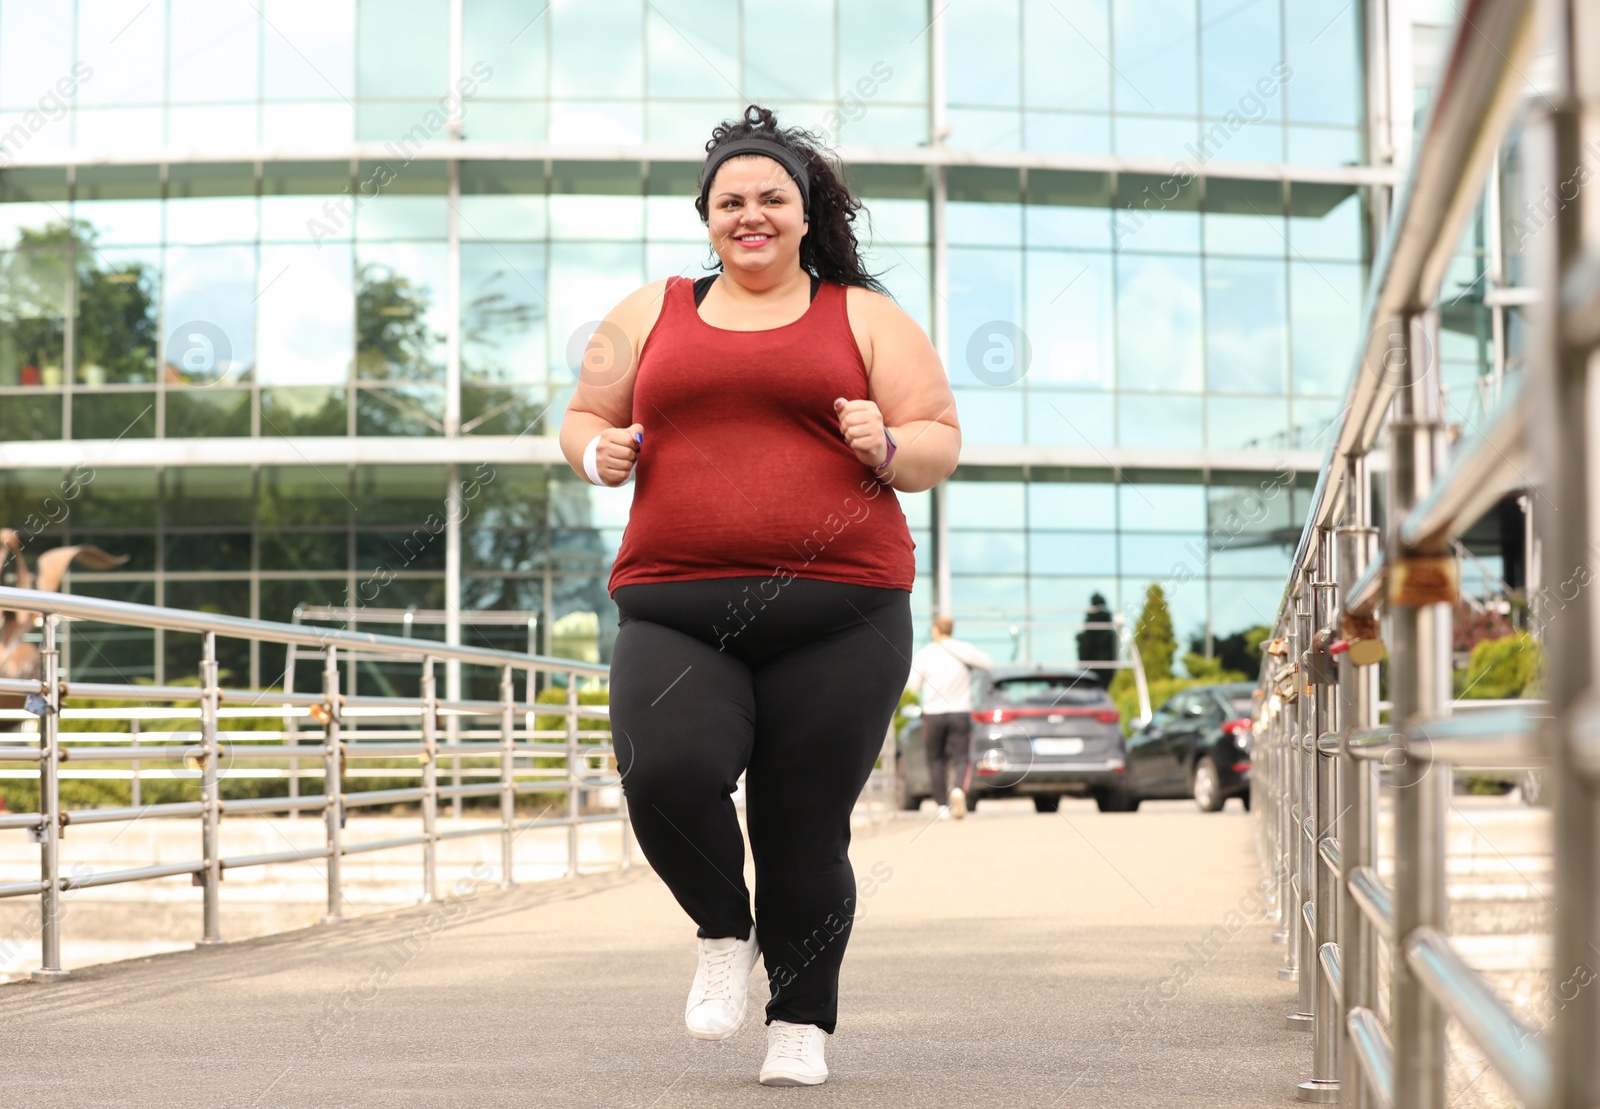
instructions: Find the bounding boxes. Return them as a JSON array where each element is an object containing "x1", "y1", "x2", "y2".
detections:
[{"x1": 609, "y1": 576, "x2": 912, "y2": 1034}]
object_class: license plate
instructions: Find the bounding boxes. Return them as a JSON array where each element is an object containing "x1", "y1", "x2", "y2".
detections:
[{"x1": 1032, "y1": 737, "x2": 1084, "y2": 756}]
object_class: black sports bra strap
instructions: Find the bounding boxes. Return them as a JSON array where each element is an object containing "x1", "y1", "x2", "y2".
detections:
[{"x1": 691, "y1": 273, "x2": 821, "y2": 309}]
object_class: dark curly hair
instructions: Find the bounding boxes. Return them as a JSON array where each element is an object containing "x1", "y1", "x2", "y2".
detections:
[{"x1": 694, "y1": 104, "x2": 887, "y2": 294}]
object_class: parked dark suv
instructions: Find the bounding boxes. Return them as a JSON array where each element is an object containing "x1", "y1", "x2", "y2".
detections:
[
  {"x1": 895, "y1": 667, "x2": 1132, "y2": 813},
  {"x1": 1124, "y1": 682, "x2": 1257, "y2": 811}
]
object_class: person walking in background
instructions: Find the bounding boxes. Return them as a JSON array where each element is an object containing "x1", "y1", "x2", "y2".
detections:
[
  {"x1": 907, "y1": 615, "x2": 993, "y2": 820},
  {"x1": 558, "y1": 105, "x2": 960, "y2": 1087},
  {"x1": 1076, "y1": 591, "x2": 1119, "y2": 689}
]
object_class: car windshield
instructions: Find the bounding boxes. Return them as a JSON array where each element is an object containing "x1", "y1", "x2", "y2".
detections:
[
  {"x1": 1227, "y1": 696, "x2": 1255, "y2": 718},
  {"x1": 992, "y1": 678, "x2": 1106, "y2": 706}
]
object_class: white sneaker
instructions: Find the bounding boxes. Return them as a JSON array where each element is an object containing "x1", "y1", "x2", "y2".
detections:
[
  {"x1": 937, "y1": 804, "x2": 951, "y2": 820},
  {"x1": 948, "y1": 787, "x2": 966, "y2": 820},
  {"x1": 684, "y1": 929, "x2": 759, "y2": 1040},
  {"x1": 759, "y1": 1020, "x2": 829, "y2": 1086}
]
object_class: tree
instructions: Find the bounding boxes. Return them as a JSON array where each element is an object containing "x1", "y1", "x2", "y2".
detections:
[{"x1": 1133, "y1": 583, "x2": 1176, "y2": 683}]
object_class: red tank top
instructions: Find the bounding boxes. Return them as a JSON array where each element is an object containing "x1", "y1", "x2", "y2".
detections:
[{"x1": 607, "y1": 275, "x2": 917, "y2": 595}]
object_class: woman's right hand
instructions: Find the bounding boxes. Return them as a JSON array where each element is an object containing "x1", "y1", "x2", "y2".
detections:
[{"x1": 594, "y1": 423, "x2": 644, "y2": 485}]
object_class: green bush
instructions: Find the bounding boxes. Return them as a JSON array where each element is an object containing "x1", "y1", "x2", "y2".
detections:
[{"x1": 1454, "y1": 632, "x2": 1543, "y2": 700}]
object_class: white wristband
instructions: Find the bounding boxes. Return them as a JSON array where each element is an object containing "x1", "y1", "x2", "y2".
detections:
[
  {"x1": 582, "y1": 432, "x2": 636, "y2": 487},
  {"x1": 582, "y1": 434, "x2": 606, "y2": 485}
]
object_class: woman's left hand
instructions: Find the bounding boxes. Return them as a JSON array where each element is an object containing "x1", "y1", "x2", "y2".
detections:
[{"x1": 833, "y1": 397, "x2": 889, "y2": 468}]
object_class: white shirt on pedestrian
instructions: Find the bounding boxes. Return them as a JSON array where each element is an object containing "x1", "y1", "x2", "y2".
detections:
[{"x1": 906, "y1": 637, "x2": 994, "y2": 714}]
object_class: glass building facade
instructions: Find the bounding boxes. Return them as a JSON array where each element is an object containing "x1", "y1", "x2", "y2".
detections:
[{"x1": 0, "y1": 1, "x2": 1499, "y2": 680}]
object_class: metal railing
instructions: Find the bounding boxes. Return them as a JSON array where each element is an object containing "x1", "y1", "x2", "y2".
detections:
[
  {"x1": 1253, "y1": 0, "x2": 1600, "y2": 1105},
  {"x1": 0, "y1": 584, "x2": 625, "y2": 981}
]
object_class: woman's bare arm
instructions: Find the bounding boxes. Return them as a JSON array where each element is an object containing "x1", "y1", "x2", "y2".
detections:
[
  {"x1": 558, "y1": 280, "x2": 668, "y2": 483},
  {"x1": 841, "y1": 288, "x2": 961, "y2": 494}
]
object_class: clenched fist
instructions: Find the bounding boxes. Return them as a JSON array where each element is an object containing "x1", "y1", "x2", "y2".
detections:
[
  {"x1": 594, "y1": 423, "x2": 643, "y2": 485},
  {"x1": 833, "y1": 397, "x2": 889, "y2": 469}
]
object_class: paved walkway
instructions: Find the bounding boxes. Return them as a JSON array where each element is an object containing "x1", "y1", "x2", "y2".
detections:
[{"x1": 3, "y1": 799, "x2": 1307, "y2": 1108}]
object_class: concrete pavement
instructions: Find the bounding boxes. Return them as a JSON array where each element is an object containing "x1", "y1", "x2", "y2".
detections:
[{"x1": 1, "y1": 798, "x2": 1307, "y2": 1108}]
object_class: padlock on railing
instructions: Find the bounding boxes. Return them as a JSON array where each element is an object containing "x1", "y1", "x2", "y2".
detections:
[
  {"x1": 1332, "y1": 611, "x2": 1387, "y2": 666},
  {"x1": 1304, "y1": 634, "x2": 1339, "y2": 685}
]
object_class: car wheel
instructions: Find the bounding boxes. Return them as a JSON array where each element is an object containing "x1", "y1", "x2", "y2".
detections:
[
  {"x1": 895, "y1": 759, "x2": 920, "y2": 811},
  {"x1": 1032, "y1": 795, "x2": 1060, "y2": 813},
  {"x1": 965, "y1": 792, "x2": 979, "y2": 813},
  {"x1": 1242, "y1": 789, "x2": 1252, "y2": 812},
  {"x1": 1193, "y1": 757, "x2": 1225, "y2": 812}
]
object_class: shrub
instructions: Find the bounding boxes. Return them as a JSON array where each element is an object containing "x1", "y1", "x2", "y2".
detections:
[{"x1": 1455, "y1": 632, "x2": 1542, "y2": 700}]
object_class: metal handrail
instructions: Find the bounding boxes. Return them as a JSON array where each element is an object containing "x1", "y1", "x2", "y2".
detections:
[
  {"x1": 0, "y1": 584, "x2": 635, "y2": 982},
  {"x1": 1249, "y1": 0, "x2": 1597, "y2": 1105}
]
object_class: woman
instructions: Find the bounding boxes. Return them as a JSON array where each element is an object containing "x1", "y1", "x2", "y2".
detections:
[{"x1": 559, "y1": 105, "x2": 959, "y2": 1088}]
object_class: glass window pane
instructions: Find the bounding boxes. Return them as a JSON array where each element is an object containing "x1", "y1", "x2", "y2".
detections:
[
  {"x1": 1029, "y1": 481, "x2": 1116, "y2": 529},
  {"x1": 949, "y1": 530, "x2": 1025, "y2": 574},
  {"x1": 647, "y1": 0, "x2": 740, "y2": 99},
  {"x1": 262, "y1": 0, "x2": 355, "y2": 101},
  {"x1": 947, "y1": 167, "x2": 1022, "y2": 246},
  {"x1": 1118, "y1": 393, "x2": 1202, "y2": 449},
  {"x1": 262, "y1": 101, "x2": 354, "y2": 145},
  {"x1": 1289, "y1": 260, "x2": 1363, "y2": 395},
  {"x1": 169, "y1": 1, "x2": 259, "y2": 102},
  {"x1": 947, "y1": 480, "x2": 1025, "y2": 528},
  {"x1": 1200, "y1": 0, "x2": 1283, "y2": 120},
  {"x1": 355, "y1": 160, "x2": 449, "y2": 239},
  {"x1": 552, "y1": 0, "x2": 643, "y2": 99},
  {"x1": 1112, "y1": 0, "x2": 1196, "y2": 116},
  {"x1": 163, "y1": 245, "x2": 257, "y2": 384},
  {"x1": 167, "y1": 388, "x2": 252, "y2": 436},
  {"x1": 1023, "y1": 0, "x2": 1109, "y2": 111},
  {"x1": 947, "y1": 0, "x2": 1020, "y2": 108},
  {"x1": 0, "y1": 394, "x2": 63, "y2": 439},
  {"x1": 76, "y1": 245, "x2": 160, "y2": 385},
  {"x1": 1119, "y1": 531, "x2": 1204, "y2": 577},
  {"x1": 1116, "y1": 254, "x2": 1201, "y2": 391},
  {"x1": 460, "y1": 161, "x2": 548, "y2": 240},
  {"x1": 1027, "y1": 389, "x2": 1114, "y2": 448},
  {"x1": 1027, "y1": 170, "x2": 1111, "y2": 250},
  {"x1": 257, "y1": 242, "x2": 355, "y2": 386},
  {"x1": 949, "y1": 247, "x2": 1022, "y2": 390},
  {"x1": 0, "y1": 1, "x2": 73, "y2": 111},
  {"x1": 1284, "y1": 4, "x2": 1363, "y2": 127},
  {"x1": 953, "y1": 387, "x2": 1023, "y2": 445},
  {"x1": 164, "y1": 466, "x2": 253, "y2": 526},
  {"x1": 462, "y1": 242, "x2": 547, "y2": 384},
  {"x1": 1113, "y1": 172, "x2": 1199, "y2": 254},
  {"x1": 1027, "y1": 250, "x2": 1112, "y2": 388},
  {"x1": 1203, "y1": 177, "x2": 1284, "y2": 258},
  {"x1": 1206, "y1": 257, "x2": 1287, "y2": 394},
  {"x1": 73, "y1": 165, "x2": 162, "y2": 246},
  {"x1": 72, "y1": 391, "x2": 156, "y2": 439},
  {"x1": 463, "y1": 0, "x2": 548, "y2": 98},
  {"x1": 355, "y1": 243, "x2": 448, "y2": 382},
  {"x1": 1289, "y1": 182, "x2": 1364, "y2": 261},
  {"x1": 745, "y1": 0, "x2": 834, "y2": 101},
  {"x1": 1119, "y1": 482, "x2": 1205, "y2": 531},
  {"x1": 0, "y1": 245, "x2": 69, "y2": 387},
  {"x1": 260, "y1": 465, "x2": 352, "y2": 527},
  {"x1": 839, "y1": 0, "x2": 928, "y2": 113},
  {"x1": 1030, "y1": 531, "x2": 1117, "y2": 575},
  {"x1": 357, "y1": 0, "x2": 446, "y2": 98},
  {"x1": 261, "y1": 161, "x2": 354, "y2": 242},
  {"x1": 1207, "y1": 395, "x2": 1288, "y2": 450},
  {"x1": 77, "y1": 0, "x2": 166, "y2": 105},
  {"x1": 547, "y1": 242, "x2": 643, "y2": 375}
]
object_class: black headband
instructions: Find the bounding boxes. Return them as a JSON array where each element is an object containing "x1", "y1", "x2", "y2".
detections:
[{"x1": 697, "y1": 137, "x2": 811, "y2": 217}]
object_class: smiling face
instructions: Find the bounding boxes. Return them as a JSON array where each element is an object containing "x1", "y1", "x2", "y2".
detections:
[{"x1": 705, "y1": 154, "x2": 808, "y2": 282}]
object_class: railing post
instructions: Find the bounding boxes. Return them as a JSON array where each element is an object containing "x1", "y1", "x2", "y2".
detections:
[
  {"x1": 129, "y1": 717, "x2": 141, "y2": 810},
  {"x1": 1526, "y1": 14, "x2": 1600, "y2": 1098},
  {"x1": 32, "y1": 614, "x2": 67, "y2": 982},
  {"x1": 1287, "y1": 595, "x2": 1315, "y2": 1026},
  {"x1": 284, "y1": 644, "x2": 299, "y2": 820},
  {"x1": 196, "y1": 631, "x2": 225, "y2": 947},
  {"x1": 1279, "y1": 593, "x2": 1303, "y2": 979},
  {"x1": 1337, "y1": 453, "x2": 1380, "y2": 1109},
  {"x1": 499, "y1": 664, "x2": 515, "y2": 889},
  {"x1": 321, "y1": 646, "x2": 345, "y2": 924},
  {"x1": 1387, "y1": 309, "x2": 1451, "y2": 1109},
  {"x1": 566, "y1": 671, "x2": 579, "y2": 880},
  {"x1": 1301, "y1": 527, "x2": 1339, "y2": 1102},
  {"x1": 421, "y1": 656, "x2": 438, "y2": 904}
]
